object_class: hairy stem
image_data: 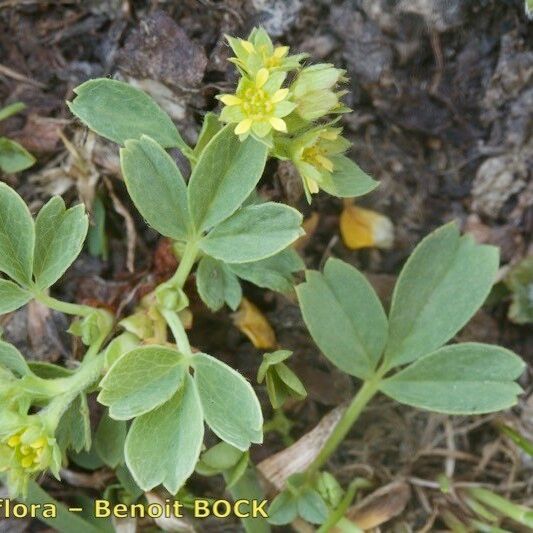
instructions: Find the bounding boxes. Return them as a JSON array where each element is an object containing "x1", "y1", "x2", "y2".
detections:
[
  {"x1": 169, "y1": 239, "x2": 200, "y2": 289},
  {"x1": 33, "y1": 292, "x2": 97, "y2": 318}
]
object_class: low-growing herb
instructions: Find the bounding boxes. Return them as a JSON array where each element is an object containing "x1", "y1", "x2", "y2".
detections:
[{"x1": 0, "y1": 26, "x2": 526, "y2": 533}]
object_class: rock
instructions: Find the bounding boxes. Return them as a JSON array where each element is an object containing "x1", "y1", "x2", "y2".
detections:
[{"x1": 117, "y1": 10, "x2": 207, "y2": 90}]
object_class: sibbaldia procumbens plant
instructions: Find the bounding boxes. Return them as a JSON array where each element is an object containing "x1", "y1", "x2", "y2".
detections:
[{"x1": 0, "y1": 27, "x2": 525, "y2": 531}]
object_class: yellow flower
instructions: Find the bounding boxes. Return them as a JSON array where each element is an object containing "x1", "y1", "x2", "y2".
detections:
[
  {"x1": 218, "y1": 68, "x2": 296, "y2": 139},
  {"x1": 227, "y1": 27, "x2": 306, "y2": 76},
  {"x1": 290, "y1": 126, "x2": 350, "y2": 198}
]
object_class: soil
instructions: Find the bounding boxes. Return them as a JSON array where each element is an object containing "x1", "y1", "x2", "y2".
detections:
[{"x1": 0, "y1": 0, "x2": 531, "y2": 531}]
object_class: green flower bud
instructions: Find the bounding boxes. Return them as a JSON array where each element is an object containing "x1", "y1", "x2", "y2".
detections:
[
  {"x1": 155, "y1": 283, "x2": 189, "y2": 312},
  {"x1": 68, "y1": 309, "x2": 113, "y2": 346},
  {"x1": 291, "y1": 64, "x2": 348, "y2": 121}
]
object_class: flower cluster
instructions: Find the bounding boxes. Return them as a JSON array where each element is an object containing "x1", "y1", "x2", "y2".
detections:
[
  {"x1": 0, "y1": 412, "x2": 61, "y2": 496},
  {"x1": 218, "y1": 27, "x2": 353, "y2": 198}
]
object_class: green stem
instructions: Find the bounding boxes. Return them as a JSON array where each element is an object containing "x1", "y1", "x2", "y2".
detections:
[
  {"x1": 169, "y1": 239, "x2": 200, "y2": 289},
  {"x1": 306, "y1": 368, "x2": 385, "y2": 479},
  {"x1": 33, "y1": 292, "x2": 96, "y2": 318},
  {"x1": 161, "y1": 309, "x2": 192, "y2": 356}
]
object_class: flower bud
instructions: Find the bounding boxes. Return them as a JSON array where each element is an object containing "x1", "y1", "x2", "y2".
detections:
[
  {"x1": 155, "y1": 283, "x2": 189, "y2": 312},
  {"x1": 291, "y1": 64, "x2": 348, "y2": 121},
  {"x1": 226, "y1": 27, "x2": 306, "y2": 77},
  {"x1": 68, "y1": 309, "x2": 113, "y2": 346}
]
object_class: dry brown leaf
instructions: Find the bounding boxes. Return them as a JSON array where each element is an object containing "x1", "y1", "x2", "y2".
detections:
[
  {"x1": 340, "y1": 202, "x2": 394, "y2": 250},
  {"x1": 231, "y1": 298, "x2": 276, "y2": 349},
  {"x1": 258, "y1": 404, "x2": 347, "y2": 491},
  {"x1": 335, "y1": 481, "x2": 410, "y2": 531}
]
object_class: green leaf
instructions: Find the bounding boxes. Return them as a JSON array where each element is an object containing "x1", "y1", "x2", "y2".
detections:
[
  {"x1": 187, "y1": 125, "x2": 268, "y2": 232},
  {"x1": 0, "y1": 102, "x2": 26, "y2": 122},
  {"x1": 94, "y1": 412, "x2": 126, "y2": 468},
  {"x1": 0, "y1": 279, "x2": 31, "y2": 314},
  {"x1": 98, "y1": 345, "x2": 185, "y2": 420},
  {"x1": 125, "y1": 374, "x2": 204, "y2": 493},
  {"x1": 33, "y1": 197, "x2": 88, "y2": 290},
  {"x1": 380, "y1": 343, "x2": 525, "y2": 414},
  {"x1": 321, "y1": 155, "x2": 379, "y2": 198},
  {"x1": 200, "y1": 203, "x2": 303, "y2": 264},
  {"x1": 228, "y1": 248, "x2": 304, "y2": 293},
  {"x1": 296, "y1": 258, "x2": 388, "y2": 379},
  {"x1": 87, "y1": 195, "x2": 108, "y2": 260},
  {"x1": 56, "y1": 394, "x2": 91, "y2": 453},
  {"x1": 192, "y1": 112, "x2": 223, "y2": 159},
  {"x1": 201, "y1": 442, "x2": 243, "y2": 470},
  {"x1": 120, "y1": 135, "x2": 190, "y2": 240},
  {"x1": 0, "y1": 340, "x2": 29, "y2": 376},
  {"x1": 384, "y1": 223, "x2": 500, "y2": 367},
  {"x1": 297, "y1": 488, "x2": 329, "y2": 525},
  {"x1": 193, "y1": 353, "x2": 263, "y2": 450},
  {"x1": 0, "y1": 137, "x2": 35, "y2": 173},
  {"x1": 0, "y1": 183, "x2": 34, "y2": 285},
  {"x1": 196, "y1": 256, "x2": 242, "y2": 311},
  {"x1": 25, "y1": 480, "x2": 102, "y2": 533},
  {"x1": 68, "y1": 78, "x2": 187, "y2": 150},
  {"x1": 267, "y1": 490, "x2": 298, "y2": 525}
]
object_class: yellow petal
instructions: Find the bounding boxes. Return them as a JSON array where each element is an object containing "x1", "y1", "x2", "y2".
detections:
[
  {"x1": 315, "y1": 154, "x2": 334, "y2": 172},
  {"x1": 269, "y1": 117, "x2": 287, "y2": 132},
  {"x1": 219, "y1": 94, "x2": 242, "y2": 106},
  {"x1": 241, "y1": 40, "x2": 255, "y2": 54},
  {"x1": 235, "y1": 118, "x2": 253, "y2": 135},
  {"x1": 305, "y1": 176, "x2": 320, "y2": 194},
  {"x1": 232, "y1": 298, "x2": 276, "y2": 349},
  {"x1": 271, "y1": 88, "x2": 289, "y2": 103},
  {"x1": 320, "y1": 129, "x2": 339, "y2": 140},
  {"x1": 30, "y1": 437, "x2": 47, "y2": 449},
  {"x1": 256, "y1": 68, "x2": 269, "y2": 88},
  {"x1": 340, "y1": 203, "x2": 394, "y2": 250},
  {"x1": 274, "y1": 46, "x2": 289, "y2": 58},
  {"x1": 7, "y1": 435, "x2": 20, "y2": 447},
  {"x1": 21, "y1": 456, "x2": 33, "y2": 468}
]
